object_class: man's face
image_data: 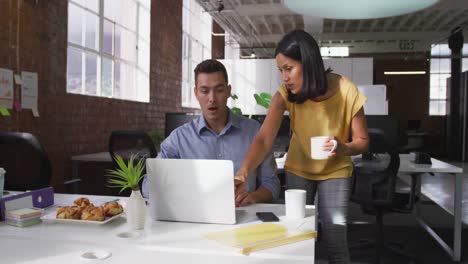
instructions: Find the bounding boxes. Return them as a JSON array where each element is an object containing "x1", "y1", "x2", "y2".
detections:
[{"x1": 194, "y1": 72, "x2": 231, "y2": 124}]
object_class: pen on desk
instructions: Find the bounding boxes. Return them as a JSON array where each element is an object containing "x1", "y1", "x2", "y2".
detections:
[{"x1": 296, "y1": 220, "x2": 306, "y2": 229}]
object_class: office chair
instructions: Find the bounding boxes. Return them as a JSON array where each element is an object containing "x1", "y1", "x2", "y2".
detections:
[
  {"x1": 108, "y1": 130, "x2": 157, "y2": 194},
  {"x1": 164, "y1": 113, "x2": 198, "y2": 137},
  {"x1": 350, "y1": 130, "x2": 418, "y2": 264},
  {"x1": 0, "y1": 132, "x2": 52, "y2": 191}
]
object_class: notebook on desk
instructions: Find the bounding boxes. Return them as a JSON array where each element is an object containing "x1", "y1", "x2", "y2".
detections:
[{"x1": 145, "y1": 158, "x2": 236, "y2": 224}]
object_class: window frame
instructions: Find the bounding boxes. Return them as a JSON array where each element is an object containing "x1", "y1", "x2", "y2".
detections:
[
  {"x1": 181, "y1": 0, "x2": 212, "y2": 108},
  {"x1": 66, "y1": 0, "x2": 150, "y2": 102},
  {"x1": 429, "y1": 44, "x2": 468, "y2": 116}
]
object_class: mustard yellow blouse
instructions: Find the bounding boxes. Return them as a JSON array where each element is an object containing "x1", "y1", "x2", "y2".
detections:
[{"x1": 278, "y1": 73, "x2": 367, "y2": 181}]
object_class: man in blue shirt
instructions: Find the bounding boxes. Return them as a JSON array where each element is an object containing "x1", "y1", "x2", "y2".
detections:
[{"x1": 142, "y1": 59, "x2": 279, "y2": 206}]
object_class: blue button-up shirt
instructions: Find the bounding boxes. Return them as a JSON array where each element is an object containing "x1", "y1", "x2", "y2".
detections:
[{"x1": 142, "y1": 111, "x2": 280, "y2": 201}]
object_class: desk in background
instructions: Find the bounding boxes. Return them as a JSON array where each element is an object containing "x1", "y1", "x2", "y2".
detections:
[
  {"x1": 70, "y1": 152, "x2": 113, "y2": 195},
  {"x1": 0, "y1": 193, "x2": 316, "y2": 264},
  {"x1": 354, "y1": 154, "x2": 464, "y2": 261},
  {"x1": 403, "y1": 131, "x2": 429, "y2": 152}
]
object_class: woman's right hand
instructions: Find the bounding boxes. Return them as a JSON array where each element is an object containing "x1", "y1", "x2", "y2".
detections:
[{"x1": 234, "y1": 171, "x2": 247, "y2": 195}]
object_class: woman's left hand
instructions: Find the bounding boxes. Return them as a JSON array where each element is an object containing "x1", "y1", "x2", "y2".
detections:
[{"x1": 324, "y1": 136, "x2": 350, "y2": 157}]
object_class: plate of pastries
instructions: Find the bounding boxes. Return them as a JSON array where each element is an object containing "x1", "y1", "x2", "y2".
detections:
[{"x1": 41, "y1": 197, "x2": 124, "y2": 224}]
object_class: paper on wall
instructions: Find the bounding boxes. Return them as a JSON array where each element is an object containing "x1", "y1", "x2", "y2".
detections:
[
  {"x1": 21, "y1": 71, "x2": 38, "y2": 113},
  {"x1": 0, "y1": 108, "x2": 10, "y2": 116},
  {"x1": 14, "y1": 74, "x2": 22, "y2": 85},
  {"x1": 358, "y1": 85, "x2": 388, "y2": 115},
  {"x1": 0, "y1": 68, "x2": 14, "y2": 109}
]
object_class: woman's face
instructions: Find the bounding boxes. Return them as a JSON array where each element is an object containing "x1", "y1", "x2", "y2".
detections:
[{"x1": 276, "y1": 53, "x2": 303, "y2": 94}]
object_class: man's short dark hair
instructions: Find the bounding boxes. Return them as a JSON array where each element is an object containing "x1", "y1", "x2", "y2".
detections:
[
  {"x1": 194, "y1": 59, "x2": 229, "y2": 85},
  {"x1": 275, "y1": 30, "x2": 331, "y2": 104}
]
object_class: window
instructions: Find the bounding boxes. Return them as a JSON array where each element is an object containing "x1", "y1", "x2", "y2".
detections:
[
  {"x1": 181, "y1": 0, "x2": 212, "y2": 108},
  {"x1": 429, "y1": 44, "x2": 468, "y2": 116},
  {"x1": 67, "y1": 0, "x2": 151, "y2": 102}
]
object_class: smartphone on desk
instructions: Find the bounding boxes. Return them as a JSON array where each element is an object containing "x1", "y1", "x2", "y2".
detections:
[{"x1": 256, "y1": 212, "x2": 280, "y2": 222}]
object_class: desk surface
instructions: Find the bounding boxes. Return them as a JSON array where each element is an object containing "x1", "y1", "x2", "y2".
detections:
[
  {"x1": 353, "y1": 154, "x2": 463, "y2": 174},
  {"x1": 72, "y1": 151, "x2": 112, "y2": 162},
  {"x1": 0, "y1": 194, "x2": 316, "y2": 264}
]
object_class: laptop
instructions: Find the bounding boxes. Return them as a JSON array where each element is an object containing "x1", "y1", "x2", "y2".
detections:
[{"x1": 145, "y1": 158, "x2": 236, "y2": 224}]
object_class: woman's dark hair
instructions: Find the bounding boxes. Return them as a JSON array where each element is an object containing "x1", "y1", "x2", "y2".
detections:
[
  {"x1": 275, "y1": 30, "x2": 331, "y2": 103},
  {"x1": 194, "y1": 59, "x2": 228, "y2": 84}
]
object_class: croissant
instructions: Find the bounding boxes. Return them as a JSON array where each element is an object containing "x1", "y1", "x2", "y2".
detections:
[
  {"x1": 81, "y1": 205, "x2": 105, "y2": 221},
  {"x1": 102, "y1": 201, "x2": 123, "y2": 216},
  {"x1": 74, "y1": 197, "x2": 91, "y2": 208},
  {"x1": 56, "y1": 206, "x2": 81, "y2": 219}
]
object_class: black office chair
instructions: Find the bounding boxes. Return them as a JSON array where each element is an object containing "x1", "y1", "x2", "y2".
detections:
[
  {"x1": 350, "y1": 130, "x2": 418, "y2": 264},
  {"x1": 0, "y1": 132, "x2": 52, "y2": 191},
  {"x1": 108, "y1": 130, "x2": 157, "y2": 194}
]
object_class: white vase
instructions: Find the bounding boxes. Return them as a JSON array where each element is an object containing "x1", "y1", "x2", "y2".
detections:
[{"x1": 126, "y1": 189, "x2": 146, "y2": 230}]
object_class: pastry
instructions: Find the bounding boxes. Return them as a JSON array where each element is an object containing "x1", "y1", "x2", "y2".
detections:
[
  {"x1": 56, "y1": 206, "x2": 81, "y2": 219},
  {"x1": 102, "y1": 201, "x2": 123, "y2": 216},
  {"x1": 81, "y1": 205, "x2": 105, "y2": 221},
  {"x1": 73, "y1": 197, "x2": 91, "y2": 208}
]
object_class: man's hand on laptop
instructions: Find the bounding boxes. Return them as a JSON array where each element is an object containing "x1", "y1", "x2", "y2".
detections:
[{"x1": 235, "y1": 190, "x2": 256, "y2": 207}]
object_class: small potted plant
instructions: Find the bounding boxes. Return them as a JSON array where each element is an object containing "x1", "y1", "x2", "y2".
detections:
[{"x1": 106, "y1": 154, "x2": 146, "y2": 229}]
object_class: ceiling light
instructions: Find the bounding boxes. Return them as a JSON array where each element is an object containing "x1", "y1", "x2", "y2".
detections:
[
  {"x1": 211, "y1": 32, "x2": 226, "y2": 37},
  {"x1": 321, "y1": 47, "x2": 349, "y2": 57},
  {"x1": 282, "y1": 0, "x2": 439, "y2": 19},
  {"x1": 384, "y1": 71, "x2": 426, "y2": 75}
]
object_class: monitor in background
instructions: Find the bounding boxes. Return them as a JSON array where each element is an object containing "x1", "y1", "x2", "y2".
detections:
[
  {"x1": 248, "y1": 114, "x2": 291, "y2": 155},
  {"x1": 365, "y1": 115, "x2": 403, "y2": 152},
  {"x1": 164, "y1": 113, "x2": 199, "y2": 137},
  {"x1": 407, "y1": 119, "x2": 421, "y2": 132}
]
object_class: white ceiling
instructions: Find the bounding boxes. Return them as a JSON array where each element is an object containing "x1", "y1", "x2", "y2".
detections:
[{"x1": 198, "y1": 0, "x2": 468, "y2": 57}]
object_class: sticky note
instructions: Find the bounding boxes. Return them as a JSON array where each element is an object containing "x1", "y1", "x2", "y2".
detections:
[
  {"x1": 14, "y1": 101, "x2": 22, "y2": 111},
  {"x1": 6, "y1": 207, "x2": 43, "y2": 219},
  {"x1": 0, "y1": 108, "x2": 10, "y2": 116},
  {"x1": 14, "y1": 74, "x2": 22, "y2": 85},
  {"x1": 32, "y1": 107, "x2": 39, "y2": 117}
]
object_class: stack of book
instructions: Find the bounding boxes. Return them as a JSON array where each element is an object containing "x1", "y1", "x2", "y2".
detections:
[{"x1": 5, "y1": 208, "x2": 43, "y2": 227}]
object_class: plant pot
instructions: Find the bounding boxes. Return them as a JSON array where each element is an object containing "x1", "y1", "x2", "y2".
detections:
[{"x1": 126, "y1": 190, "x2": 146, "y2": 230}]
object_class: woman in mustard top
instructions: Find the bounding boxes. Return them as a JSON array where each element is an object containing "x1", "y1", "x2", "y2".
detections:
[{"x1": 235, "y1": 30, "x2": 369, "y2": 263}]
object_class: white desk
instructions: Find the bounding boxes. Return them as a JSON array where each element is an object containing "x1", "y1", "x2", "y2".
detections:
[
  {"x1": 354, "y1": 154, "x2": 464, "y2": 261},
  {"x1": 0, "y1": 194, "x2": 316, "y2": 264}
]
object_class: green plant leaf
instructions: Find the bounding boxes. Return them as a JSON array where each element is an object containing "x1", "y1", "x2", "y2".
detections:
[
  {"x1": 254, "y1": 93, "x2": 271, "y2": 109},
  {"x1": 259, "y1": 92, "x2": 272, "y2": 101},
  {"x1": 106, "y1": 154, "x2": 146, "y2": 193},
  {"x1": 147, "y1": 129, "x2": 163, "y2": 150},
  {"x1": 230, "y1": 94, "x2": 239, "y2": 100},
  {"x1": 231, "y1": 107, "x2": 243, "y2": 115}
]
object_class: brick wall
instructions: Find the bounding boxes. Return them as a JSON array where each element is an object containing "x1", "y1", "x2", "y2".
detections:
[{"x1": 0, "y1": 0, "x2": 184, "y2": 191}]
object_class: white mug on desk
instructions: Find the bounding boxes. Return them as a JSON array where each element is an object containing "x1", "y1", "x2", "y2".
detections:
[
  {"x1": 311, "y1": 136, "x2": 337, "y2": 160},
  {"x1": 285, "y1": 189, "x2": 306, "y2": 219}
]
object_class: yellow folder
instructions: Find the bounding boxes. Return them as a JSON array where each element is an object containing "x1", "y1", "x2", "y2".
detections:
[{"x1": 202, "y1": 222, "x2": 317, "y2": 254}]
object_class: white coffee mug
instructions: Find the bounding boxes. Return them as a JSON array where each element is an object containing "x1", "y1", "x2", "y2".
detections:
[
  {"x1": 311, "y1": 136, "x2": 338, "y2": 160},
  {"x1": 285, "y1": 189, "x2": 306, "y2": 219}
]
